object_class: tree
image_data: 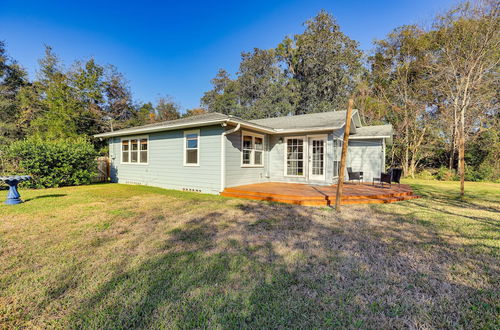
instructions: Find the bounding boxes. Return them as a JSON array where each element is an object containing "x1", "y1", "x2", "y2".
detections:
[
  {"x1": 277, "y1": 10, "x2": 363, "y2": 114},
  {"x1": 0, "y1": 41, "x2": 28, "y2": 144},
  {"x1": 102, "y1": 66, "x2": 135, "y2": 130},
  {"x1": 431, "y1": 0, "x2": 499, "y2": 195},
  {"x1": 184, "y1": 107, "x2": 207, "y2": 117},
  {"x1": 155, "y1": 96, "x2": 180, "y2": 121},
  {"x1": 370, "y1": 25, "x2": 437, "y2": 177},
  {"x1": 202, "y1": 10, "x2": 362, "y2": 118},
  {"x1": 237, "y1": 48, "x2": 297, "y2": 119},
  {"x1": 29, "y1": 46, "x2": 81, "y2": 139},
  {"x1": 134, "y1": 102, "x2": 155, "y2": 125},
  {"x1": 201, "y1": 69, "x2": 241, "y2": 115}
]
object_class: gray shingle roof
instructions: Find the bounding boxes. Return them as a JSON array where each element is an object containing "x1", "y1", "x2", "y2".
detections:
[
  {"x1": 249, "y1": 111, "x2": 348, "y2": 130},
  {"x1": 95, "y1": 112, "x2": 230, "y2": 137},
  {"x1": 94, "y1": 110, "x2": 392, "y2": 139},
  {"x1": 350, "y1": 124, "x2": 393, "y2": 138}
]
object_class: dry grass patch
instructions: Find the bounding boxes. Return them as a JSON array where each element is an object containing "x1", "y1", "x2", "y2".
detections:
[{"x1": 0, "y1": 180, "x2": 498, "y2": 328}]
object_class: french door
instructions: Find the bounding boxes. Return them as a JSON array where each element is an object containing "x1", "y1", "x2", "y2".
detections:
[
  {"x1": 285, "y1": 135, "x2": 327, "y2": 181},
  {"x1": 308, "y1": 137, "x2": 326, "y2": 181}
]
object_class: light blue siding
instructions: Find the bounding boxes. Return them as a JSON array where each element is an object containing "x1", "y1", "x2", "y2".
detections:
[
  {"x1": 224, "y1": 129, "x2": 268, "y2": 187},
  {"x1": 347, "y1": 139, "x2": 384, "y2": 182},
  {"x1": 108, "y1": 124, "x2": 386, "y2": 192},
  {"x1": 108, "y1": 125, "x2": 223, "y2": 194}
]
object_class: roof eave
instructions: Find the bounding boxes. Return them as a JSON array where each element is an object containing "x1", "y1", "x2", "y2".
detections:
[
  {"x1": 94, "y1": 119, "x2": 229, "y2": 138},
  {"x1": 273, "y1": 126, "x2": 344, "y2": 134}
]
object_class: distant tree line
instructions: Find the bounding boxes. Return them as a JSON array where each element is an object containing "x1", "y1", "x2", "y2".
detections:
[
  {"x1": 0, "y1": 0, "x2": 498, "y2": 191},
  {"x1": 202, "y1": 1, "x2": 499, "y2": 189},
  {"x1": 0, "y1": 44, "x2": 201, "y2": 149}
]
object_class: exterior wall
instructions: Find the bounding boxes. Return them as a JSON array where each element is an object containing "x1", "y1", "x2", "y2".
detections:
[
  {"x1": 224, "y1": 129, "x2": 269, "y2": 187},
  {"x1": 347, "y1": 139, "x2": 384, "y2": 182},
  {"x1": 268, "y1": 132, "x2": 336, "y2": 185},
  {"x1": 108, "y1": 125, "x2": 223, "y2": 194}
]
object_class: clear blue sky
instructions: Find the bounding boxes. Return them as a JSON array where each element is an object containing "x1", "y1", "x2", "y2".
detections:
[{"x1": 1, "y1": 0, "x2": 454, "y2": 111}]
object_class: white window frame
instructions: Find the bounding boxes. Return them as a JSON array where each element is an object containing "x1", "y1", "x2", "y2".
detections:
[
  {"x1": 120, "y1": 135, "x2": 149, "y2": 165},
  {"x1": 184, "y1": 129, "x2": 200, "y2": 166},
  {"x1": 284, "y1": 136, "x2": 306, "y2": 177},
  {"x1": 241, "y1": 131, "x2": 265, "y2": 168},
  {"x1": 332, "y1": 137, "x2": 342, "y2": 178}
]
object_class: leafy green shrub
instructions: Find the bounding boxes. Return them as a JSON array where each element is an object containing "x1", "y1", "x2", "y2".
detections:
[
  {"x1": 6, "y1": 137, "x2": 98, "y2": 188},
  {"x1": 414, "y1": 169, "x2": 435, "y2": 180},
  {"x1": 435, "y1": 167, "x2": 457, "y2": 181}
]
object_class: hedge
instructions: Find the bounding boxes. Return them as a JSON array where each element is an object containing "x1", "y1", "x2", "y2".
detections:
[{"x1": 5, "y1": 137, "x2": 98, "y2": 188}]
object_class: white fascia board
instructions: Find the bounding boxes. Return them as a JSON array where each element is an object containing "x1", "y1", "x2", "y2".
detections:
[{"x1": 226, "y1": 120, "x2": 275, "y2": 134}]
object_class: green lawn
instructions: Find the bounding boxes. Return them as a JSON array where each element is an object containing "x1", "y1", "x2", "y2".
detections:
[{"x1": 0, "y1": 180, "x2": 498, "y2": 328}]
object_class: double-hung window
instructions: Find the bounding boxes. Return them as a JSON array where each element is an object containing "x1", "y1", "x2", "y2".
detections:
[
  {"x1": 122, "y1": 137, "x2": 148, "y2": 164},
  {"x1": 241, "y1": 132, "x2": 264, "y2": 167},
  {"x1": 184, "y1": 130, "x2": 199, "y2": 166}
]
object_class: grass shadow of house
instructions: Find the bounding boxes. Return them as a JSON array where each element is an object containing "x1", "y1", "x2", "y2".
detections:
[{"x1": 66, "y1": 199, "x2": 497, "y2": 328}]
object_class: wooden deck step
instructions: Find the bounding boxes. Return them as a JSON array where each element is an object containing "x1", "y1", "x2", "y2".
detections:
[
  {"x1": 221, "y1": 190, "x2": 420, "y2": 206},
  {"x1": 221, "y1": 191, "x2": 328, "y2": 206},
  {"x1": 221, "y1": 182, "x2": 420, "y2": 206}
]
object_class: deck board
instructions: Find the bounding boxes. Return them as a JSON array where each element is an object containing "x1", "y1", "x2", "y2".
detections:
[{"x1": 221, "y1": 182, "x2": 419, "y2": 206}]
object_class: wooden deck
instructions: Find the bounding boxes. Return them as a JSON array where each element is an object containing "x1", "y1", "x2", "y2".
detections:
[{"x1": 221, "y1": 182, "x2": 420, "y2": 206}]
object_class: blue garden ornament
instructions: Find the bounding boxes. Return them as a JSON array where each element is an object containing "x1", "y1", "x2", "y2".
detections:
[{"x1": 0, "y1": 175, "x2": 31, "y2": 205}]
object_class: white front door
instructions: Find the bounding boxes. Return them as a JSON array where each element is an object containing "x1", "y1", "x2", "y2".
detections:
[{"x1": 308, "y1": 137, "x2": 326, "y2": 181}]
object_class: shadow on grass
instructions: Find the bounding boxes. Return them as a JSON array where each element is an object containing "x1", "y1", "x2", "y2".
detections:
[
  {"x1": 64, "y1": 197, "x2": 498, "y2": 329},
  {"x1": 24, "y1": 194, "x2": 67, "y2": 202}
]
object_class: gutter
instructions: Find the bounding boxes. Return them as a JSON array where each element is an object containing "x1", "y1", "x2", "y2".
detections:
[{"x1": 220, "y1": 122, "x2": 241, "y2": 192}]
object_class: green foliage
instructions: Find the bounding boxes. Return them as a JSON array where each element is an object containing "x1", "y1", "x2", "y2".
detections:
[
  {"x1": 155, "y1": 96, "x2": 180, "y2": 121},
  {"x1": 435, "y1": 167, "x2": 458, "y2": 181},
  {"x1": 202, "y1": 10, "x2": 362, "y2": 119},
  {"x1": 413, "y1": 169, "x2": 435, "y2": 180},
  {"x1": 277, "y1": 10, "x2": 363, "y2": 113},
  {"x1": 6, "y1": 137, "x2": 98, "y2": 188},
  {"x1": 0, "y1": 40, "x2": 28, "y2": 144}
]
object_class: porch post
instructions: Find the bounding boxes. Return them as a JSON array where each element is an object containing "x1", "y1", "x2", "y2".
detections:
[{"x1": 335, "y1": 98, "x2": 354, "y2": 211}]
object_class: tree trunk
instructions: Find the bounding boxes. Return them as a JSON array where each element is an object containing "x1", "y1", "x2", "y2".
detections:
[
  {"x1": 403, "y1": 124, "x2": 410, "y2": 176},
  {"x1": 458, "y1": 109, "x2": 466, "y2": 196},
  {"x1": 449, "y1": 124, "x2": 456, "y2": 170},
  {"x1": 335, "y1": 98, "x2": 354, "y2": 212}
]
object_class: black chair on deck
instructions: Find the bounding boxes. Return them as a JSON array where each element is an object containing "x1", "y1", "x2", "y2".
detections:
[
  {"x1": 373, "y1": 168, "x2": 403, "y2": 187},
  {"x1": 347, "y1": 167, "x2": 363, "y2": 184}
]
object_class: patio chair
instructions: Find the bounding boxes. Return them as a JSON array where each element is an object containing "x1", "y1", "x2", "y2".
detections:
[
  {"x1": 373, "y1": 168, "x2": 403, "y2": 188},
  {"x1": 347, "y1": 167, "x2": 363, "y2": 184}
]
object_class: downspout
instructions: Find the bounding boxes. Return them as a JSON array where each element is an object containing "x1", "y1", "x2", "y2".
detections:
[{"x1": 220, "y1": 122, "x2": 241, "y2": 192}]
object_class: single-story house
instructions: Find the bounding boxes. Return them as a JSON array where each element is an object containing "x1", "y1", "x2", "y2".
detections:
[{"x1": 94, "y1": 110, "x2": 393, "y2": 195}]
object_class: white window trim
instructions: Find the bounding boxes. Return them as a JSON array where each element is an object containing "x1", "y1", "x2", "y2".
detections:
[
  {"x1": 284, "y1": 136, "x2": 306, "y2": 177},
  {"x1": 332, "y1": 137, "x2": 342, "y2": 179},
  {"x1": 184, "y1": 129, "x2": 200, "y2": 166},
  {"x1": 120, "y1": 135, "x2": 149, "y2": 165},
  {"x1": 241, "y1": 131, "x2": 265, "y2": 168}
]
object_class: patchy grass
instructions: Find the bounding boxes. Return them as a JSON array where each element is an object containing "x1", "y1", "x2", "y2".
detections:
[{"x1": 0, "y1": 180, "x2": 498, "y2": 328}]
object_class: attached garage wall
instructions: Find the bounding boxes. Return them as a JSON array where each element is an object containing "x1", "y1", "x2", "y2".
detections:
[{"x1": 347, "y1": 139, "x2": 384, "y2": 182}]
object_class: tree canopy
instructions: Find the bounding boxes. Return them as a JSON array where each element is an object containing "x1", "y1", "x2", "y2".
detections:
[{"x1": 1, "y1": 1, "x2": 498, "y2": 186}]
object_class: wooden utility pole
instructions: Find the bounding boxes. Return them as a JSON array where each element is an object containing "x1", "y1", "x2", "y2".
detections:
[{"x1": 335, "y1": 98, "x2": 354, "y2": 211}]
